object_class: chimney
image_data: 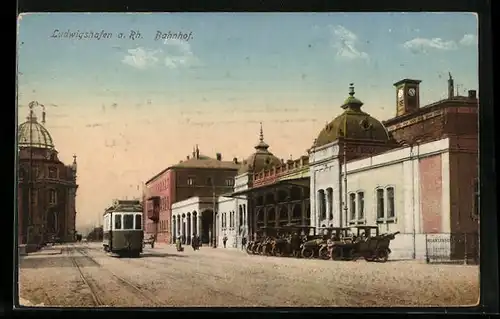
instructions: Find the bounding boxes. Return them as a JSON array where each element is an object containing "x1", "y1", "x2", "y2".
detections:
[
  {"x1": 216, "y1": 153, "x2": 222, "y2": 161},
  {"x1": 468, "y1": 90, "x2": 477, "y2": 99},
  {"x1": 448, "y1": 72, "x2": 454, "y2": 99},
  {"x1": 186, "y1": 155, "x2": 190, "y2": 160},
  {"x1": 195, "y1": 145, "x2": 200, "y2": 159},
  {"x1": 233, "y1": 157, "x2": 238, "y2": 164}
]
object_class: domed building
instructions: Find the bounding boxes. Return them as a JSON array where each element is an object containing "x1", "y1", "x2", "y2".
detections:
[
  {"x1": 238, "y1": 123, "x2": 282, "y2": 177},
  {"x1": 17, "y1": 103, "x2": 78, "y2": 248},
  {"x1": 308, "y1": 84, "x2": 398, "y2": 230},
  {"x1": 313, "y1": 84, "x2": 395, "y2": 160},
  {"x1": 315, "y1": 89, "x2": 390, "y2": 147}
]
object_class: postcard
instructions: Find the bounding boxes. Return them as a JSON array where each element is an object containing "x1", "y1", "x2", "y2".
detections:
[{"x1": 16, "y1": 12, "x2": 479, "y2": 308}]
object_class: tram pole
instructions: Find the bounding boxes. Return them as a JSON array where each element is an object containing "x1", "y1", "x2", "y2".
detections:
[{"x1": 212, "y1": 177, "x2": 217, "y2": 248}]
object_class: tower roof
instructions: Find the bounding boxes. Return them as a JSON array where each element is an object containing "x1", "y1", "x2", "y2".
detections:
[
  {"x1": 18, "y1": 110, "x2": 55, "y2": 149},
  {"x1": 314, "y1": 83, "x2": 390, "y2": 148},
  {"x1": 238, "y1": 122, "x2": 281, "y2": 174}
]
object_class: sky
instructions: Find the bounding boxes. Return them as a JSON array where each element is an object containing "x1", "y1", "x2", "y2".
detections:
[{"x1": 16, "y1": 12, "x2": 478, "y2": 231}]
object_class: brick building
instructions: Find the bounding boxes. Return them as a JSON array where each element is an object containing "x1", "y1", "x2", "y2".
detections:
[
  {"x1": 17, "y1": 103, "x2": 78, "y2": 247},
  {"x1": 143, "y1": 146, "x2": 240, "y2": 244}
]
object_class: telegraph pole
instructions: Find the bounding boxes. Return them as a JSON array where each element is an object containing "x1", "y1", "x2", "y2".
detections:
[
  {"x1": 212, "y1": 177, "x2": 217, "y2": 248},
  {"x1": 26, "y1": 101, "x2": 46, "y2": 246}
]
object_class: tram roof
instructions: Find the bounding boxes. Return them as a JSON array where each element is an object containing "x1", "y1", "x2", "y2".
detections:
[
  {"x1": 103, "y1": 204, "x2": 143, "y2": 215},
  {"x1": 224, "y1": 176, "x2": 309, "y2": 198}
]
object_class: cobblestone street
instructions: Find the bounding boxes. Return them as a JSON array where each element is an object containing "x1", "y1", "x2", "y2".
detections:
[{"x1": 19, "y1": 243, "x2": 479, "y2": 307}]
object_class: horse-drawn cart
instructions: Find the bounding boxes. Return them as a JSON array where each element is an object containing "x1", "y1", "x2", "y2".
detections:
[{"x1": 143, "y1": 235, "x2": 155, "y2": 249}]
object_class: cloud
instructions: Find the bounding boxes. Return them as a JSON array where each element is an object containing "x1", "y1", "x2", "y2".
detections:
[
  {"x1": 403, "y1": 33, "x2": 477, "y2": 54},
  {"x1": 122, "y1": 47, "x2": 161, "y2": 69},
  {"x1": 403, "y1": 37, "x2": 458, "y2": 54},
  {"x1": 163, "y1": 39, "x2": 199, "y2": 69},
  {"x1": 329, "y1": 25, "x2": 369, "y2": 61},
  {"x1": 459, "y1": 34, "x2": 477, "y2": 46}
]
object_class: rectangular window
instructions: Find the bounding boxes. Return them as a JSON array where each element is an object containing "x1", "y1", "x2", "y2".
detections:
[
  {"x1": 135, "y1": 214, "x2": 142, "y2": 230},
  {"x1": 357, "y1": 192, "x2": 365, "y2": 220},
  {"x1": 123, "y1": 214, "x2": 134, "y2": 230},
  {"x1": 387, "y1": 187, "x2": 395, "y2": 218},
  {"x1": 349, "y1": 193, "x2": 356, "y2": 221},
  {"x1": 187, "y1": 177, "x2": 195, "y2": 186},
  {"x1": 49, "y1": 189, "x2": 57, "y2": 205},
  {"x1": 376, "y1": 189, "x2": 385, "y2": 219},
  {"x1": 206, "y1": 177, "x2": 213, "y2": 186},
  {"x1": 31, "y1": 189, "x2": 38, "y2": 205},
  {"x1": 114, "y1": 215, "x2": 122, "y2": 230},
  {"x1": 473, "y1": 180, "x2": 479, "y2": 218},
  {"x1": 48, "y1": 167, "x2": 58, "y2": 179},
  {"x1": 225, "y1": 178, "x2": 234, "y2": 187}
]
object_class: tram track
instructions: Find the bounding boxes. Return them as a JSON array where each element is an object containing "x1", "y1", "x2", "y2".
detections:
[
  {"x1": 67, "y1": 245, "x2": 164, "y2": 307},
  {"x1": 65, "y1": 247, "x2": 105, "y2": 306}
]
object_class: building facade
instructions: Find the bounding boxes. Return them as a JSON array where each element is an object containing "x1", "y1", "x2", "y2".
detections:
[
  {"x1": 145, "y1": 146, "x2": 240, "y2": 245},
  {"x1": 146, "y1": 75, "x2": 479, "y2": 261},
  {"x1": 241, "y1": 77, "x2": 478, "y2": 260},
  {"x1": 17, "y1": 104, "x2": 78, "y2": 246}
]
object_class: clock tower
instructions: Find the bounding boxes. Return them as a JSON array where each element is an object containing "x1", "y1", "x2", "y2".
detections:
[{"x1": 393, "y1": 79, "x2": 422, "y2": 117}]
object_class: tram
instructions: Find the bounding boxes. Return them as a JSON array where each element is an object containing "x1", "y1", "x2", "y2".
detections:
[{"x1": 102, "y1": 200, "x2": 144, "y2": 257}]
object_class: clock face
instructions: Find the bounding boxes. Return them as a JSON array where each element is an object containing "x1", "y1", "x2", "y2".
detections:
[
  {"x1": 408, "y1": 88, "x2": 416, "y2": 97},
  {"x1": 397, "y1": 88, "x2": 404, "y2": 99}
]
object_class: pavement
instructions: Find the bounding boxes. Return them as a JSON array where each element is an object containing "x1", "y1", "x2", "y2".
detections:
[
  {"x1": 18, "y1": 242, "x2": 480, "y2": 307},
  {"x1": 26, "y1": 245, "x2": 63, "y2": 256}
]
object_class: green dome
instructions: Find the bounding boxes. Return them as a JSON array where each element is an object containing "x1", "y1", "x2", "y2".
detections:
[{"x1": 315, "y1": 84, "x2": 390, "y2": 148}]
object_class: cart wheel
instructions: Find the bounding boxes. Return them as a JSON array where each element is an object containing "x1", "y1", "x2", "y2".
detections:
[
  {"x1": 318, "y1": 247, "x2": 330, "y2": 260},
  {"x1": 274, "y1": 247, "x2": 283, "y2": 257},
  {"x1": 378, "y1": 250, "x2": 389, "y2": 262},
  {"x1": 349, "y1": 250, "x2": 359, "y2": 261},
  {"x1": 301, "y1": 247, "x2": 314, "y2": 259}
]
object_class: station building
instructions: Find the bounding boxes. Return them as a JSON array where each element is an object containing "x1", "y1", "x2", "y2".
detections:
[
  {"x1": 157, "y1": 75, "x2": 478, "y2": 261},
  {"x1": 215, "y1": 76, "x2": 479, "y2": 260},
  {"x1": 17, "y1": 104, "x2": 79, "y2": 247}
]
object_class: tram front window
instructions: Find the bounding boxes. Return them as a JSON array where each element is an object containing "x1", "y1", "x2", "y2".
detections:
[
  {"x1": 135, "y1": 214, "x2": 142, "y2": 230},
  {"x1": 123, "y1": 214, "x2": 134, "y2": 230}
]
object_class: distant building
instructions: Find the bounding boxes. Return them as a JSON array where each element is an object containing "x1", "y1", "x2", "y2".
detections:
[
  {"x1": 17, "y1": 103, "x2": 78, "y2": 246},
  {"x1": 144, "y1": 145, "x2": 240, "y2": 245}
]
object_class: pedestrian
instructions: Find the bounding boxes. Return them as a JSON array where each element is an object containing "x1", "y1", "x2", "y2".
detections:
[
  {"x1": 242, "y1": 236, "x2": 247, "y2": 250},
  {"x1": 191, "y1": 235, "x2": 196, "y2": 251},
  {"x1": 223, "y1": 235, "x2": 228, "y2": 248}
]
